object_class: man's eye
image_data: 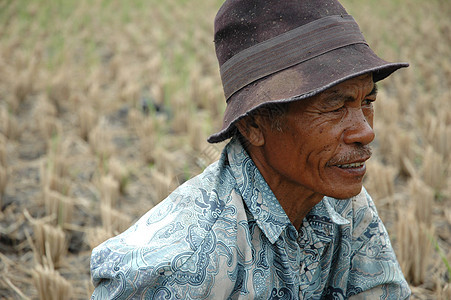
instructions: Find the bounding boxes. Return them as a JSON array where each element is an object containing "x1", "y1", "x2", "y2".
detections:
[
  {"x1": 362, "y1": 99, "x2": 375, "y2": 106},
  {"x1": 331, "y1": 106, "x2": 344, "y2": 113}
]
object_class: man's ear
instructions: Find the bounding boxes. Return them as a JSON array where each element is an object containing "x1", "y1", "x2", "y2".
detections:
[{"x1": 235, "y1": 116, "x2": 265, "y2": 147}]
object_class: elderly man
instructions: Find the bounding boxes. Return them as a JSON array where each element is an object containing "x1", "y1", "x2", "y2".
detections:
[{"x1": 91, "y1": 0, "x2": 411, "y2": 299}]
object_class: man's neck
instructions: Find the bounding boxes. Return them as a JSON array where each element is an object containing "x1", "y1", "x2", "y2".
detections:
[{"x1": 246, "y1": 146, "x2": 324, "y2": 230}]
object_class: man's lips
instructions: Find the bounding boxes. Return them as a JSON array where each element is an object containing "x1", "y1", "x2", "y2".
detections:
[
  {"x1": 335, "y1": 161, "x2": 366, "y2": 169},
  {"x1": 330, "y1": 157, "x2": 369, "y2": 178}
]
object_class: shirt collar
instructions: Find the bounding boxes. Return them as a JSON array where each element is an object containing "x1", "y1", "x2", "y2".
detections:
[
  {"x1": 305, "y1": 197, "x2": 350, "y2": 243},
  {"x1": 224, "y1": 138, "x2": 350, "y2": 244},
  {"x1": 226, "y1": 138, "x2": 291, "y2": 244}
]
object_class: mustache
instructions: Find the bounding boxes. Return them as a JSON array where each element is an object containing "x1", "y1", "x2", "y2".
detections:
[{"x1": 327, "y1": 146, "x2": 373, "y2": 166}]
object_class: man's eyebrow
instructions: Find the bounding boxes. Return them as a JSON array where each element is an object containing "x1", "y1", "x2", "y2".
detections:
[
  {"x1": 319, "y1": 83, "x2": 378, "y2": 108},
  {"x1": 322, "y1": 90, "x2": 352, "y2": 105}
]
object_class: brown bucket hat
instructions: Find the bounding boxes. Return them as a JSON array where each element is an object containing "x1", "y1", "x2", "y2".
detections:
[{"x1": 207, "y1": 0, "x2": 408, "y2": 143}]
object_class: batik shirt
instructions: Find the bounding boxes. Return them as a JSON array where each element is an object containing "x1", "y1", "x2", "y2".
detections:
[{"x1": 90, "y1": 138, "x2": 411, "y2": 299}]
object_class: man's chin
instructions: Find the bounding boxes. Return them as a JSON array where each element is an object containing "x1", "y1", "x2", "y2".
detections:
[{"x1": 326, "y1": 185, "x2": 363, "y2": 200}]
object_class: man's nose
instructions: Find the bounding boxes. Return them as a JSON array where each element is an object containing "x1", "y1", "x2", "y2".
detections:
[{"x1": 343, "y1": 109, "x2": 375, "y2": 146}]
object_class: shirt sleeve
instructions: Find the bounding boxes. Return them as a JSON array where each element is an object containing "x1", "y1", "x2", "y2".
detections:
[
  {"x1": 90, "y1": 167, "x2": 235, "y2": 299},
  {"x1": 92, "y1": 276, "x2": 181, "y2": 300},
  {"x1": 89, "y1": 191, "x2": 199, "y2": 299},
  {"x1": 347, "y1": 189, "x2": 411, "y2": 299},
  {"x1": 90, "y1": 240, "x2": 179, "y2": 299},
  {"x1": 90, "y1": 227, "x2": 236, "y2": 300}
]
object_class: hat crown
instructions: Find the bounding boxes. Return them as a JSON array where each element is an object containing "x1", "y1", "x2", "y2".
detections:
[{"x1": 214, "y1": 0, "x2": 348, "y2": 66}]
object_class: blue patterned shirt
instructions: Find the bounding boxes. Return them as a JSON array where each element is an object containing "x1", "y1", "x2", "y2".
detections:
[{"x1": 91, "y1": 138, "x2": 410, "y2": 299}]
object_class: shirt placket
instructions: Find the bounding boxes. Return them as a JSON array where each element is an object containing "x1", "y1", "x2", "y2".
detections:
[{"x1": 297, "y1": 219, "x2": 326, "y2": 300}]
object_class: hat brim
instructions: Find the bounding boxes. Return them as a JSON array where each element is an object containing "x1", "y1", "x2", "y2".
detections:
[{"x1": 207, "y1": 43, "x2": 408, "y2": 143}]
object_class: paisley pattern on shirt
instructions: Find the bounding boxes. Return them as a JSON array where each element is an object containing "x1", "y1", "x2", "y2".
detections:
[{"x1": 90, "y1": 138, "x2": 410, "y2": 299}]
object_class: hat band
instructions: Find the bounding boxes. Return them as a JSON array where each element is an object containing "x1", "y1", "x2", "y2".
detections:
[{"x1": 220, "y1": 15, "x2": 368, "y2": 100}]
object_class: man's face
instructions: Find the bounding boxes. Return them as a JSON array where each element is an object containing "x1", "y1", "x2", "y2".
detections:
[{"x1": 259, "y1": 74, "x2": 376, "y2": 199}]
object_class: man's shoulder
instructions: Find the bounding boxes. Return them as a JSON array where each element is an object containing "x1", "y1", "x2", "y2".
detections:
[{"x1": 91, "y1": 159, "x2": 240, "y2": 285}]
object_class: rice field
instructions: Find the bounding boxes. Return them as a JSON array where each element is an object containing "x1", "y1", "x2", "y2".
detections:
[{"x1": 0, "y1": 0, "x2": 450, "y2": 298}]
